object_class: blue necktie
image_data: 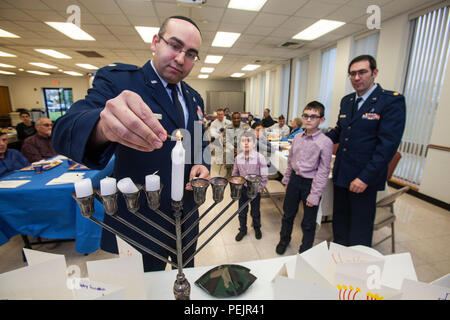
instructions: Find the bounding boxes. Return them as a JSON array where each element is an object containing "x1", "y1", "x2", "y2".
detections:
[
  {"x1": 352, "y1": 97, "x2": 363, "y2": 119},
  {"x1": 167, "y1": 83, "x2": 185, "y2": 128}
]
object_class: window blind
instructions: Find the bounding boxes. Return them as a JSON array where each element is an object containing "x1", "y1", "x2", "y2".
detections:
[{"x1": 396, "y1": 6, "x2": 450, "y2": 186}]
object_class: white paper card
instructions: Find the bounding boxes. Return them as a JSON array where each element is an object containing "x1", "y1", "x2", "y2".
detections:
[
  {"x1": 0, "y1": 180, "x2": 30, "y2": 188},
  {"x1": 300, "y1": 241, "x2": 335, "y2": 284},
  {"x1": 72, "y1": 278, "x2": 125, "y2": 300},
  {"x1": 87, "y1": 256, "x2": 147, "y2": 300},
  {"x1": 116, "y1": 235, "x2": 142, "y2": 258},
  {"x1": 273, "y1": 276, "x2": 337, "y2": 300},
  {"x1": 381, "y1": 252, "x2": 417, "y2": 290},
  {"x1": 401, "y1": 279, "x2": 450, "y2": 300},
  {"x1": 0, "y1": 259, "x2": 72, "y2": 300},
  {"x1": 46, "y1": 172, "x2": 85, "y2": 185}
]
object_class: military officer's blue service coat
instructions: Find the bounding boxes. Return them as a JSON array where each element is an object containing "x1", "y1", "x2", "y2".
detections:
[
  {"x1": 326, "y1": 84, "x2": 406, "y2": 191},
  {"x1": 52, "y1": 61, "x2": 210, "y2": 270}
]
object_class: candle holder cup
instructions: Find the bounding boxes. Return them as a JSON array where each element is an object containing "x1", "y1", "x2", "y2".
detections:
[
  {"x1": 145, "y1": 184, "x2": 163, "y2": 210},
  {"x1": 95, "y1": 191, "x2": 119, "y2": 216},
  {"x1": 73, "y1": 174, "x2": 262, "y2": 300}
]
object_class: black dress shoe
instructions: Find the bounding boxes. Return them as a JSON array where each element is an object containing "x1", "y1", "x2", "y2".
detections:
[
  {"x1": 235, "y1": 231, "x2": 246, "y2": 241},
  {"x1": 276, "y1": 241, "x2": 288, "y2": 255},
  {"x1": 254, "y1": 228, "x2": 262, "y2": 239}
]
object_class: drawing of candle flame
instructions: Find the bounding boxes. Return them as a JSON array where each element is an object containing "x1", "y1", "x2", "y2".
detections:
[{"x1": 337, "y1": 284, "x2": 361, "y2": 300}]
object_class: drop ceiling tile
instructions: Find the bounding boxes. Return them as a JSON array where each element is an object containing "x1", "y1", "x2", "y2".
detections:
[
  {"x1": 126, "y1": 15, "x2": 160, "y2": 26},
  {"x1": 221, "y1": 9, "x2": 258, "y2": 25},
  {"x1": 245, "y1": 25, "x2": 275, "y2": 36},
  {"x1": 153, "y1": 3, "x2": 190, "y2": 18},
  {"x1": 252, "y1": 13, "x2": 290, "y2": 27},
  {"x1": 95, "y1": 14, "x2": 130, "y2": 26},
  {"x1": 191, "y1": 7, "x2": 225, "y2": 23},
  {"x1": 0, "y1": 9, "x2": 36, "y2": 21},
  {"x1": 78, "y1": 0, "x2": 123, "y2": 14},
  {"x1": 262, "y1": 0, "x2": 309, "y2": 15},
  {"x1": 116, "y1": 0, "x2": 156, "y2": 16}
]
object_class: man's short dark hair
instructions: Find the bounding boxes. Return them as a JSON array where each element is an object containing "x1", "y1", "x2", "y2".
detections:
[
  {"x1": 159, "y1": 16, "x2": 202, "y2": 37},
  {"x1": 304, "y1": 101, "x2": 325, "y2": 117},
  {"x1": 348, "y1": 54, "x2": 377, "y2": 73},
  {"x1": 216, "y1": 108, "x2": 224, "y2": 113},
  {"x1": 19, "y1": 110, "x2": 30, "y2": 116},
  {"x1": 232, "y1": 112, "x2": 240, "y2": 118},
  {"x1": 278, "y1": 115, "x2": 285, "y2": 120},
  {"x1": 264, "y1": 108, "x2": 270, "y2": 113}
]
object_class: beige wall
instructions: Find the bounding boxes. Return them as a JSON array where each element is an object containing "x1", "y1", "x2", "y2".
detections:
[{"x1": 0, "y1": 74, "x2": 90, "y2": 112}]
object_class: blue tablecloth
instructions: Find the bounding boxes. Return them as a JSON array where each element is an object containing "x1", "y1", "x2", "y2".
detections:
[{"x1": 0, "y1": 157, "x2": 114, "y2": 254}]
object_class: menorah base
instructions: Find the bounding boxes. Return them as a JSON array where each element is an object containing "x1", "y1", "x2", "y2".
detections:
[{"x1": 173, "y1": 273, "x2": 191, "y2": 300}]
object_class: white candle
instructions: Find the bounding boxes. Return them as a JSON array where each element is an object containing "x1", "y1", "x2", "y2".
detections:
[
  {"x1": 117, "y1": 177, "x2": 139, "y2": 194},
  {"x1": 74, "y1": 178, "x2": 93, "y2": 198},
  {"x1": 145, "y1": 174, "x2": 160, "y2": 191},
  {"x1": 100, "y1": 177, "x2": 117, "y2": 196},
  {"x1": 171, "y1": 138, "x2": 185, "y2": 201}
]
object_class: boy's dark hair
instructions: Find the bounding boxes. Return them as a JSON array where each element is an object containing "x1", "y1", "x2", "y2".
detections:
[
  {"x1": 159, "y1": 16, "x2": 202, "y2": 37},
  {"x1": 216, "y1": 108, "x2": 224, "y2": 113},
  {"x1": 241, "y1": 129, "x2": 256, "y2": 143},
  {"x1": 278, "y1": 115, "x2": 285, "y2": 120},
  {"x1": 19, "y1": 110, "x2": 30, "y2": 116},
  {"x1": 251, "y1": 121, "x2": 262, "y2": 129},
  {"x1": 348, "y1": 54, "x2": 377, "y2": 73},
  {"x1": 304, "y1": 101, "x2": 325, "y2": 117}
]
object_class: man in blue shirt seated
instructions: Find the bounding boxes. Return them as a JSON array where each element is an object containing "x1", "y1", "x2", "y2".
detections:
[{"x1": 0, "y1": 129, "x2": 29, "y2": 178}]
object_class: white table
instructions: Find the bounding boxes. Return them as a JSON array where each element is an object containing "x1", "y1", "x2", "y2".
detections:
[{"x1": 143, "y1": 255, "x2": 294, "y2": 300}]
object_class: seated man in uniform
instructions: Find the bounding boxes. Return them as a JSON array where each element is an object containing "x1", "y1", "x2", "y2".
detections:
[{"x1": 0, "y1": 129, "x2": 29, "y2": 178}]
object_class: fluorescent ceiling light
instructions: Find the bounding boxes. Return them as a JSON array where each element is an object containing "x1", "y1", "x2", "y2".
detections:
[
  {"x1": 0, "y1": 70, "x2": 15, "y2": 75},
  {"x1": 198, "y1": 74, "x2": 209, "y2": 79},
  {"x1": 35, "y1": 49, "x2": 71, "y2": 59},
  {"x1": 135, "y1": 26, "x2": 160, "y2": 43},
  {"x1": 76, "y1": 63, "x2": 98, "y2": 70},
  {"x1": 228, "y1": 0, "x2": 267, "y2": 11},
  {"x1": 242, "y1": 64, "x2": 260, "y2": 71},
  {"x1": 200, "y1": 67, "x2": 214, "y2": 73},
  {"x1": 0, "y1": 28, "x2": 20, "y2": 38},
  {"x1": 212, "y1": 32, "x2": 240, "y2": 47},
  {"x1": 29, "y1": 62, "x2": 57, "y2": 69},
  {"x1": 0, "y1": 50, "x2": 17, "y2": 57},
  {"x1": 45, "y1": 22, "x2": 95, "y2": 41},
  {"x1": 292, "y1": 19, "x2": 345, "y2": 41},
  {"x1": 231, "y1": 73, "x2": 245, "y2": 78},
  {"x1": 0, "y1": 63, "x2": 15, "y2": 68},
  {"x1": 64, "y1": 71, "x2": 83, "y2": 76},
  {"x1": 204, "y1": 55, "x2": 223, "y2": 64},
  {"x1": 27, "y1": 70, "x2": 50, "y2": 76}
]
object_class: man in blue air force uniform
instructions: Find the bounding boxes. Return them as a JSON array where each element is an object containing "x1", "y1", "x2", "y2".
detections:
[
  {"x1": 326, "y1": 55, "x2": 406, "y2": 247},
  {"x1": 52, "y1": 16, "x2": 210, "y2": 272}
]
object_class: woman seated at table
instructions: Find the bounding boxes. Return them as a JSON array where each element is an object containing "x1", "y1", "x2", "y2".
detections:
[{"x1": 0, "y1": 129, "x2": 29, "y2": 178}]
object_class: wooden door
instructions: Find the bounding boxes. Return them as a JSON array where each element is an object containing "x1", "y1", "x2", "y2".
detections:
[{"x1": 0, "y1": 86, "x2": 12, "y2": 115}]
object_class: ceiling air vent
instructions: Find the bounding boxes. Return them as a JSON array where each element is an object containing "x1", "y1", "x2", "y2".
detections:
[
  {"x1": 278, "y1": 41, "x2": 304, "y2": 49},
  {"x1": 76, "y1": 50, "x2": 104, "y2": 58}
]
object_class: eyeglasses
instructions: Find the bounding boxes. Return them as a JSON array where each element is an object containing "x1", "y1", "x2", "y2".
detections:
[
  {"x1": 301, "y1": 114, "x2": 322, "y2": 120},
  {"x1": 159, "y1": 35, "x2": 200, "y2": 62},
  {"x1": 40, "y1": 123, "x2": 52, "y2": 127},
  {"x1": 348, "y1": 69, "x2": 370, "y2": 78}
]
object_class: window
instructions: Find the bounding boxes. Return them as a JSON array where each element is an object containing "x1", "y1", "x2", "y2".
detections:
[
  {"x1": 318, "y1": 47, "x2": 337, "y2": 128},
  {"x1": 290, "y1": 58, "x2": 309, "y2": 120},
  {"x1": 396, "y1": 6, "x2": 450, "y2": 186},
  {"x1": 278, "y1": 64, "x2": 290, "y2": 118},
  {"x1": 42, "y1": 88, "x2": 73, "y2": 121}
]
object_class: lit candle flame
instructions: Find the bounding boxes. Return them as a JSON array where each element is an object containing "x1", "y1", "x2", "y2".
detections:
[{"x1": 175, "y1": 130, "x2": 183, "y2": 141}]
